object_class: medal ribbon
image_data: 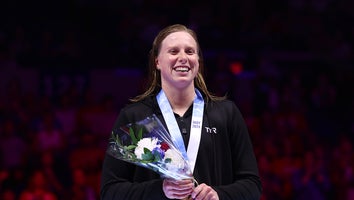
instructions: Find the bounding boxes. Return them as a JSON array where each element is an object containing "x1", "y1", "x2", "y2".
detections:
[{"x1": 156, "y1": 89, "x2": 204, "y2": 173}]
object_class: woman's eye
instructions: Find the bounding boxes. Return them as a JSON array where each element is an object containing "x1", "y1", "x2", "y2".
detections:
[
  {"x1": 169, "y1": 49, "x2": 178, "y2": 54},
  {"x1": 186, "y1": 49, "x2": 195, "y2": 55}
]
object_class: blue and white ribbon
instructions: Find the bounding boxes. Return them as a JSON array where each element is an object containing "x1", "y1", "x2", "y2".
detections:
[{"x1": 157, "y1": 89, "x2": 204, "y2": 173}]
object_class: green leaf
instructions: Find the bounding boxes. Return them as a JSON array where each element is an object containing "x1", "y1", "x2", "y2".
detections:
[
  {"x1": 141, "y1": 148, "x2": 153, "y2": 162},
  {"x1": 129, "y1": 127, "x2": 138, "y2": 145},
  {"x1": 164, "y1": 158, "x2": 172, "y2": 163},
  {"x1": 143, "y1": 147, "x2": 152, "y2": 154},
  {"x1": 125, "y1": 145, "x2": 136, "y2": 150},
  {"x1": 137, "y1": 128, "x2": 143, "y2": 140},
  {"x1": 111, "y1": 132, "x2": 121, "y2": 145},
  {"x1": 152, "y1": 150, "x2": 162, "y2": 162}
]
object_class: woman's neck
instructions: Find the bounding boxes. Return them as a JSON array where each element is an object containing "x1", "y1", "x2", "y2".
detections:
[{"x1": 162, "y1": 85, "x2": 195, "y2": 116}]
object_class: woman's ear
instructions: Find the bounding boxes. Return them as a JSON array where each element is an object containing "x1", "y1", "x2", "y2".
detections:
[{"x1": 155, "y1": 59, "x2": 160, "y2": 70}]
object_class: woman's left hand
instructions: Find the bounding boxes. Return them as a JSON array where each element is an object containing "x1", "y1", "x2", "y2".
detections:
[
  {"x1": 191, "y1": 183, "x2": 219, "y2": 200},
  {"x1": 162, "y1": 178, "x2": 194, "y2": 199}
]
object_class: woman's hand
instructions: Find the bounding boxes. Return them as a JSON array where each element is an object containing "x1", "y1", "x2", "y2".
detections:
[
  {"x1": 191, "y1": 183, "x2": 219, "y2": 200},
  {"x1": 163, "y1": 179, "x2": 194, "y2": 199}
]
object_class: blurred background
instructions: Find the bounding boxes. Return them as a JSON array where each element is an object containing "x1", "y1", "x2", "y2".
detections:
[{"x1": 0, "y1": 0, "x2": 353, "y2": 199}]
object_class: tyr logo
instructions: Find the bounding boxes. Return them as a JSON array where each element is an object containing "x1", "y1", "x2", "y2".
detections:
[{"x1": 205, "y1": 127, "x2": 217, "y2": 134}]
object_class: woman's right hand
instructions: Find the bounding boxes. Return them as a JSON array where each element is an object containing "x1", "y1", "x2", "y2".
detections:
[{"x1": 163, "y1": 179, "x2": 194, "y2": 199}]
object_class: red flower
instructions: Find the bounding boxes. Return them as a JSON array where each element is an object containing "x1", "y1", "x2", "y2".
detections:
[{"x1": 160, "y1": 142, "x2": 170, "y2": 151}]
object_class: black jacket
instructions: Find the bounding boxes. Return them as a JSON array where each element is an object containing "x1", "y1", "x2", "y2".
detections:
[{"x1": 101, "y1": 95, "x2": 262, "y2": 200}]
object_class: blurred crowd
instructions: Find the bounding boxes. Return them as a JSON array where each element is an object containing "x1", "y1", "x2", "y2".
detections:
[{"x1": 1, "y1": 0, "x2": 354, "y2": 199}]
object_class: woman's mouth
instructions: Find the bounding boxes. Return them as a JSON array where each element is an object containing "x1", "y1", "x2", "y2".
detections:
[{"x1": 173, "y1": 66, "x2": 190, "y2": 72}]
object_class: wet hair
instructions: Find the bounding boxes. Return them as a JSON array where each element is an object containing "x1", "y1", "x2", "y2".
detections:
[{"x1": 131, "y1": 24, "x2": 225, "y2": 102}]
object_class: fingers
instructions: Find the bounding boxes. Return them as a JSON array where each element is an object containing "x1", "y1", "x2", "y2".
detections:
[
  {"x1": 191, "y1": 183, "x2": 219, "y2": 200},
  {"x1": 163, "y1": 179, "x2": 194, "y2": 199}
]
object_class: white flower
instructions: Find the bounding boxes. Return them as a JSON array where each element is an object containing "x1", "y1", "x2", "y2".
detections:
[
  {"x1": 134, "y1": 137, "x2": 160, "y2": 159},
  {"x1": 164, "y1": 149, "x2": 185, "y2": 171}
]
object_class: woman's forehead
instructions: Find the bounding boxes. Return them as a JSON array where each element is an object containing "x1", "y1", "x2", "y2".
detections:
[{"x1": 161, "y1": 31, "x2": 197, "y2": 47}]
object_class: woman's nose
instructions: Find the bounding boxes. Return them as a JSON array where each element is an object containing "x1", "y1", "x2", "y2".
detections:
[{"x1": 178, "y1": 52, "x2": 187, "y2": 62}]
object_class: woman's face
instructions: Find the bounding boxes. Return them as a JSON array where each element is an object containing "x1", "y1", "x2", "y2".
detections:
[{"x1": 156, "y1": 31, "x2": 199, "y2": 90}]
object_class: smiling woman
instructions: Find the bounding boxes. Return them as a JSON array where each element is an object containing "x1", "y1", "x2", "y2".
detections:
[
  {"x1": 156, "y1": 31, "x2": 199, "y2": 94},
  {"x1": 100, "y1": 24, "x2": 262, "y2": 200}
]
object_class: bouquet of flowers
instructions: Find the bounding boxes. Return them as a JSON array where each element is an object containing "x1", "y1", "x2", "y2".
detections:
[{"x1": 107, "y1": 114, "x2": 193, "y2": 181}]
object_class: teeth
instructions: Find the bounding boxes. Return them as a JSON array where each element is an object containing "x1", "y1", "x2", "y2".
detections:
[{"x1": 174, "y1": 67, "x2": 189, "y2": 72}]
